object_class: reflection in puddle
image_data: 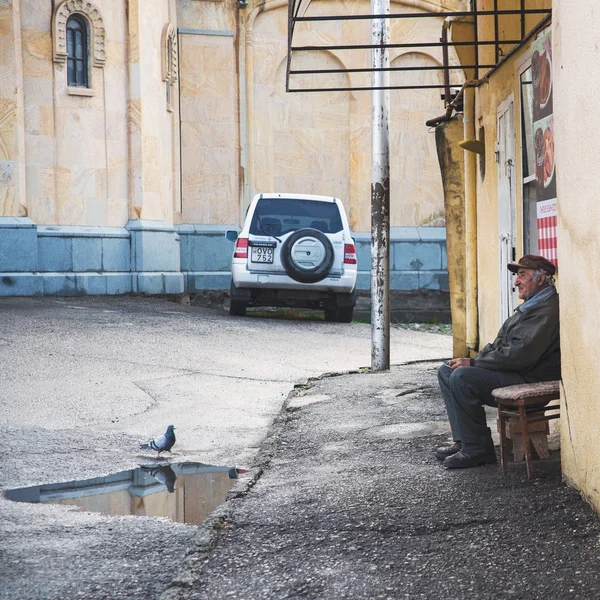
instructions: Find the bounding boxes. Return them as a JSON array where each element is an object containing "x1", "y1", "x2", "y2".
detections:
[{"x1": 4, "y1": 462, "x2": 247, "y2": 525}]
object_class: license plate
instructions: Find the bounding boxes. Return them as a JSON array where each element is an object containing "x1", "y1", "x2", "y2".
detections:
[{"x1": 251, "y1": 245, "x2": 274, "y2": 263}]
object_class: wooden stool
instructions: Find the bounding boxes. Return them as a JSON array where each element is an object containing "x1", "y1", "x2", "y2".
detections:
[
  {"x1": 499, "y1": 417, "x2": 550, "y2": 462},
  {"x1": 492, "y1": 381, "x2": 561, "y2": 480}
]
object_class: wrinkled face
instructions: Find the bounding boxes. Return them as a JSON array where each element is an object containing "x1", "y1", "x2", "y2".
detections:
[{"x1": 514, "y1": 268, "x2": 544, "y2": 300}]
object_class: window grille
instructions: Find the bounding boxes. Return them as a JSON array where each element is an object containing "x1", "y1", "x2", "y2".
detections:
[{"x1": 66, "y1": 15, "x2": 89, "y2": 87}]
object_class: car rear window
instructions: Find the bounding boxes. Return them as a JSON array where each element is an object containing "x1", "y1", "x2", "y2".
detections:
[{"x1": 250, "y1": 198, "x2": 344, "y2": 237}]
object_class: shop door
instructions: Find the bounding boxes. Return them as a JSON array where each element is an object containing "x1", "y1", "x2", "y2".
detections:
[{"x1": 497, "y1": 97, "x2": 517, "y2": 324}]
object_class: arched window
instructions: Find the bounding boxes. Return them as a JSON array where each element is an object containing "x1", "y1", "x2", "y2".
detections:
[{"x1": 66, "y1": 15, "x2": 89, "y2": 87}]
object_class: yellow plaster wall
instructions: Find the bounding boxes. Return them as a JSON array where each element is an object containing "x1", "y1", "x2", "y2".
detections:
[
  {"x1": 252, "y1": 42, "x2": 352, "y2": 214},
  {"x1": 458, "y1": 1, "x2": 550, "y2": 347},
  {"x1": 476, "y1": 0, "x2": 551, "y2": 69},
  {"x1": 101, "y1": 2, "x2": 129, "y2": 226},
  {"x1": 553, "y1": 0, "x2": 600, "y2": 509},
  {"x1": 20, "y1": 1, "x2": 57, "y2": 224},
  {"x1": 177, "y1": 0, "x2": 236, "y2": 33},
  {"x1": 178, "y1": 33, "x2": 240, "y2": 224},
  {"x1": 248, "y1": 0, "x2": 464, "y2": 231},
  {"x1": 3, "y1": 0, "x2": 473, "y2": 230},
  {"x1": 3, "y1": 0, "x2": 180, "y2": 227},
  {"x1": 18, "y1": 0, "x2": 132, "y2": 226},
  {"x1": 435, "y1": 117, "x2": 467, "y2": 356},
  {"x1": 134, "y1": 0, "x2": 177, "y2": 223},
  {"x1": 177, "y1": 0, "x2": 240, "y2": 225},
  {"x1": 0, "y1": 1, "x2": 27, "y2": 217},
  {"x1": 472, "y1": 58, "x2": 521, "y2": 345}
]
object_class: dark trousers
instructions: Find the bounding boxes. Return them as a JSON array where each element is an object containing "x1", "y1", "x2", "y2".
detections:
[{"x1": 438, "y1": 364, "x2": 526, "y2": 453}]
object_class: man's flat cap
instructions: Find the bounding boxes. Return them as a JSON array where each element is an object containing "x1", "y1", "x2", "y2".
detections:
[{"x1": 507, "y1": 254, "x2": 556, "y2": 276}]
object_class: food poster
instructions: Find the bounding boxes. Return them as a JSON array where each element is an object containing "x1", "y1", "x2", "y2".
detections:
[
  {"x1": 531, "y1": 29, "x2": 557, "y2": 267},
  {"x1": 533, "y1": 114, "x2": 556, "y2": 201},
  {"x1": 532, "y1": 31, "x2": 553, "y2": 123}
]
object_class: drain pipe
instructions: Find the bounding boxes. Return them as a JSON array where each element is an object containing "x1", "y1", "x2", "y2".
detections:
[{"x1": 463, "y1": 85, "x2": 479, "y2": 355}]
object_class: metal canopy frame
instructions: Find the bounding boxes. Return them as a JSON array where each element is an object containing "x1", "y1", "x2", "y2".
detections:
[{"x1": 286, "y1": 1, "x2": 551, "y2": 96}]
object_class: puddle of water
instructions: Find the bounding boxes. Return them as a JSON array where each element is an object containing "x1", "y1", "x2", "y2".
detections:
[{"x1": 4, "y1": 462, "x2": 247, "y2": 525}]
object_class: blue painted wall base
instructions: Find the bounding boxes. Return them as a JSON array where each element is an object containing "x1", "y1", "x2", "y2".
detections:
[
  {"x1": 0, "y1": 218, "x2": 183, "y2": 296},
  {"x1": 0, "y1": 218, "x2": 448, "y2": 298}
]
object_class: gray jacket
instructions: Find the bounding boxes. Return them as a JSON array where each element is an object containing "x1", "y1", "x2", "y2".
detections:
[{"x1": 473, "y1": 287, "x2": 561, "y2": 382}]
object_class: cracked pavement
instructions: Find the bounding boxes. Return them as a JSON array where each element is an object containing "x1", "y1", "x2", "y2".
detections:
[
  {"x1": 163, "y1": 364, "x2": 600, "y2": 600},
  {"x1": 5, "y1": 297, "x2": 597, "y2": 599},
  {"x1": 0, "y1": 296, "x2": 451, "y2": 599}
]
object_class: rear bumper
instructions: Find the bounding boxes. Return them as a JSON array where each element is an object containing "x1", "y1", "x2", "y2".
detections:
[{"x1": 232, "y1": 264, "x2": 357, "y2": 293}]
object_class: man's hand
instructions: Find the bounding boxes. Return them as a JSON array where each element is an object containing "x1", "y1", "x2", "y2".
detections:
[{"x1": 449, "y1": 357, "x2": 472, "y2": 371}]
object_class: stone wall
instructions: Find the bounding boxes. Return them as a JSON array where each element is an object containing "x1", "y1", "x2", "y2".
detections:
[
  {"x1": 1, "y1": 218, "x2": 447, "y2": 306},
  {"x1": 0, "y1": 0, "x2": 181, "y2": 226},
  {"x1": 554, "y1": 0, "x2": 600, "y2": 511},
  {"x1": 1, "y1": 0, "x2": 456, "y2": 309},
  {"x1": 247, "y1": 0, "x2": 462, "y2": 232},
  {"x1": 0, "y1": 217, "x2": 183, "y2": 296}
]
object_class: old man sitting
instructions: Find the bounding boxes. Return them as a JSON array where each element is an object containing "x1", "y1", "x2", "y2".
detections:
[{"x1": 436, "y1": 254, "x2": 561, "y2": 469}]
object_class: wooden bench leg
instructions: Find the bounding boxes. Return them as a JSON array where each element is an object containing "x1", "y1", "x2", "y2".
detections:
[
  {"x1": 510, "y1": 432, "x2": 549, "y2": 461},
  {"x1": 498, "y1": 406, "x2": 509, "y2": 474},
  {"x1": 530, "y1": 431, "x2": 550, "y2": 459},
  {"x1": 518, "y1": 404, "x2": 534, "y2": 480},
  {"x1": 511, "y1": 434, "x2": 525, "y2": 461}
]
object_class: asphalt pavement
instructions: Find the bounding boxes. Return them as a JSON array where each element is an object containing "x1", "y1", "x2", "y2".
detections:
[
  {"x1": 162, "y1": 364, "x2": 600, "y2": 600},
  {"x1": 0, "y1": 296, "x2": 451, "y2": 599},
  {"x1": 2, "y1": 297, "x2": 598, "y2": 599}
]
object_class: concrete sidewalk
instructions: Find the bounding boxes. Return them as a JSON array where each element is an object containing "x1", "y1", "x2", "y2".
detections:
[{"x1": 163, "y1": 361, "x2": 600, "y2": 600}]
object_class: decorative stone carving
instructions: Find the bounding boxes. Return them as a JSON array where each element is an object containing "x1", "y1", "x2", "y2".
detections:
[
  {"x1": 161, "y1": 23, "x2": 179, "y2": 84},
  {"x1": 53, "y1": 0, "x2": 107, "y2": 67}
]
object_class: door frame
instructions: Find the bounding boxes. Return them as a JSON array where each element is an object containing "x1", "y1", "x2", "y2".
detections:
[{"x1": 496, "y1": 93, "x2": 518, "y2": 325}]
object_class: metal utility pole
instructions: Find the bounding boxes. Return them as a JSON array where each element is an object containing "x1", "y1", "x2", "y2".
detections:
[{"x1": 370, "y1": 0, "x2": 390, "y2": 371}]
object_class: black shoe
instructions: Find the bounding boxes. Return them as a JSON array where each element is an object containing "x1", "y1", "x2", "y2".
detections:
[
  {"x1": 435, "y1": 441, "x2": 462, "y2": 461},
  {"x1": 443, "y1": 450, "x2": 497, "y2": 469}
]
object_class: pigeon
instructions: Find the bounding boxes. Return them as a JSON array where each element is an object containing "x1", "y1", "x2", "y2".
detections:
[
  {"x1": 139, "y1": 425, "x2": 176, "y2": 454},
  {"x1": 141, "y1": 465, "x2": 177, "y2": 493}
]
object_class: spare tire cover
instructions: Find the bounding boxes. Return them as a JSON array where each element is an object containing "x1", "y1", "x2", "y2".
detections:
[{"x1": 281, "y1": 228, "x2": 335, "y2": 283}]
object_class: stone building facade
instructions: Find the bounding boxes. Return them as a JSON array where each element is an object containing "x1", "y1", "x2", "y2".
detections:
[{"x1": 0, "y1": 0, "x2": 459, "y2": 298}]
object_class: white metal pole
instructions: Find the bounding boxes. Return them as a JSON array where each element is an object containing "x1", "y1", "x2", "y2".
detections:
[{"x1": 371, "y1": 0, "x2": 390, "y2": 371}]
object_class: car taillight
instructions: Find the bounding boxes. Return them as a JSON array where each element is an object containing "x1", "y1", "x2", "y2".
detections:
[
  {"x1": 234, "y1": 237, "x2": 249, "y2": 259},
  {"x1": 344, "y1": 243, "x2": 357, "y2": 264}
]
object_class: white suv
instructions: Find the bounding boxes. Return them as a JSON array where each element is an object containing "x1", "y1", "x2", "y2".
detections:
[{"x1": 226, "y1": 193, "x2": 358, "y2": 322}]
